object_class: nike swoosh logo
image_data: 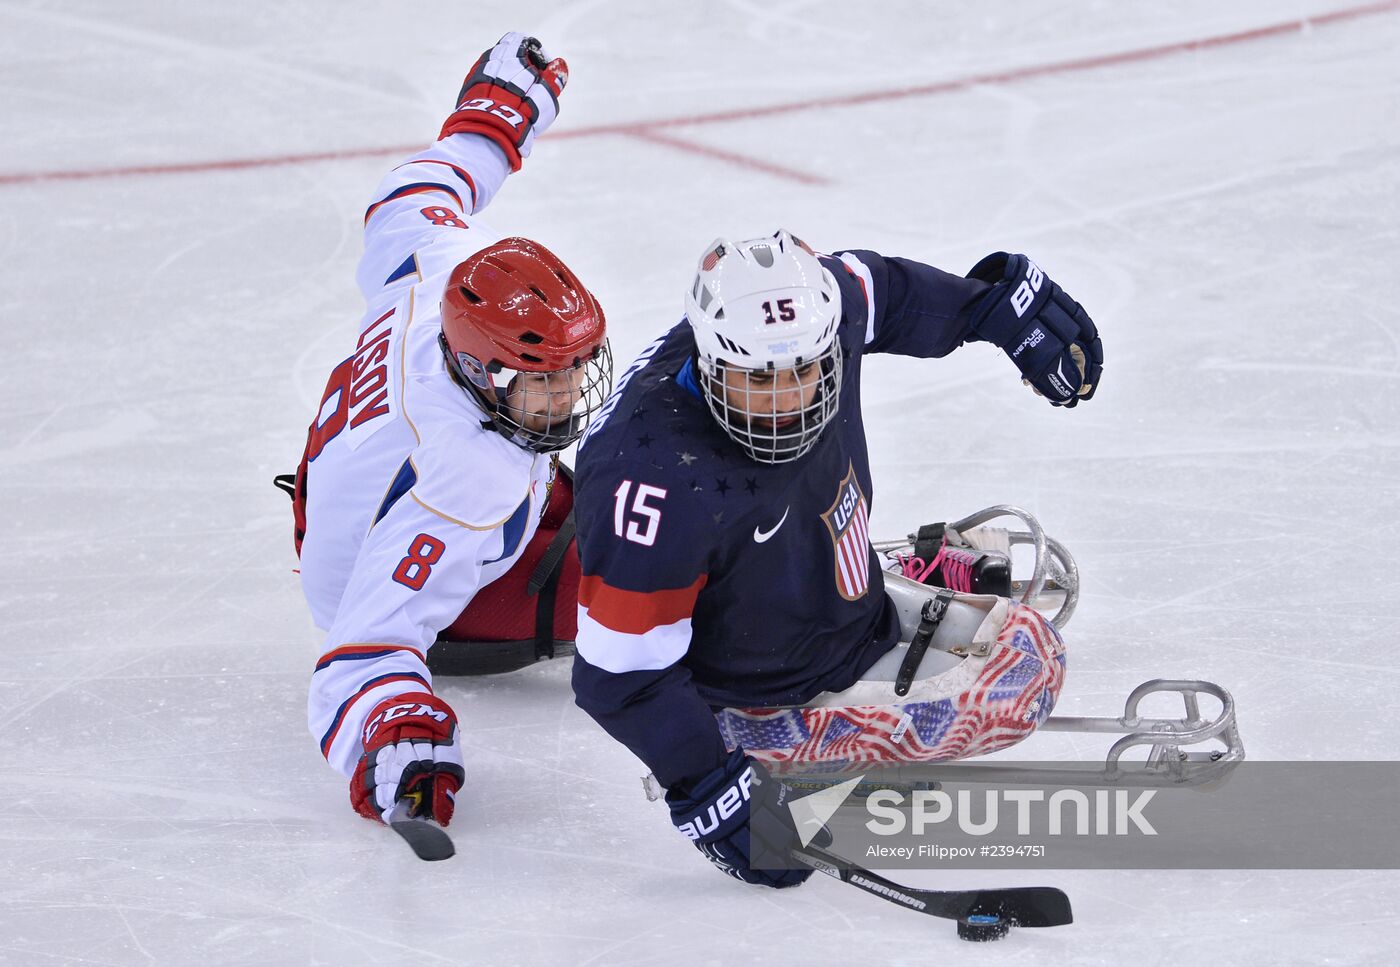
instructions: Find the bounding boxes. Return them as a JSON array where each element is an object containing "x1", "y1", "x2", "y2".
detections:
[{"x1": 753, "y1": 507, "x2": 789, "y2": 543}]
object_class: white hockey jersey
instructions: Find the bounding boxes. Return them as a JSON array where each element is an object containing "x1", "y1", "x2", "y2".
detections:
[{"x1": 300, "y1": 133, "x2": 559, "y2": 777}]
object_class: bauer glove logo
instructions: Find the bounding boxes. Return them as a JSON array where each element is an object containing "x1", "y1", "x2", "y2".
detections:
[
  {"x1": 676, "y1": 767, "x2": 754, "y2": 840},
  {"x1": 1010, "y1": 259, "x2": 1045, "y2": 318}
]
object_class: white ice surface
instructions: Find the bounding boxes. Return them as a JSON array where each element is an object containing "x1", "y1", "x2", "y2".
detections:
[{"x1": 3, "y1": 1, "x2": 1399, "y2": 963}]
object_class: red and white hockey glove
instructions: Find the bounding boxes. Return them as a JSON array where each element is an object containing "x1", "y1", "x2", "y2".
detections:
[
  {"x1": 439, "y1": 31, "x2": 568, "y2": 171},
  {"x1": 350, "y1": 692, "x2": 465, "y2": 826}
]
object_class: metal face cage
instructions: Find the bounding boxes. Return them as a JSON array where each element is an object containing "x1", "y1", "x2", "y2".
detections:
[{"x1": 696, "y1": 341, "x2": 843, "y2": 464}]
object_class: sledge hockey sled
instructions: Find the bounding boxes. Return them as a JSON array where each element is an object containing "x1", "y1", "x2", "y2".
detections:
[{"x1": 870, "y1": 504, "x2": 1245, "y2": 785}]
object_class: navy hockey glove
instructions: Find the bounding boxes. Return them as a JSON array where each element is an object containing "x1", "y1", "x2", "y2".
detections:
[
  {"x1": 666, "y1": 749, "x2": 824, "y2": 889},
  {"x1": 351, "y1": 692, "x2": 465, "y2": 826},
  {"x1": 439, "y1": 32, "x2": 567, "y2": 170},
  {"x1": 966, "y1": 253, "x2": 1103, "y2": 407}
]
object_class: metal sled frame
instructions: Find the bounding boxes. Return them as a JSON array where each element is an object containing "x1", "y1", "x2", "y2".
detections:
[
  {"x1": 942, "y1": 677, "x2": 1248, "y2": 788},
  {"x1": 871, "y1": 506, "x2": 1245, "y2": 786},
  {"x1": 873, "y1": 504, "x2": 1081, "y2": 627},
  {"x1": 1035, "y1": 678, "x2": 1245, "y2": 782},
  {"x1": 762, "y1": 677, "x2": 1244, "y2": 794}
]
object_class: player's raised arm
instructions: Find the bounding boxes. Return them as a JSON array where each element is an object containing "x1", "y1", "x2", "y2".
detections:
[
  {"x1": 438, "y1": 32, "x2": 566, "y2": 171},
  {"x1": 355, "y1": 33, "x2": 569, "y2": 298}
]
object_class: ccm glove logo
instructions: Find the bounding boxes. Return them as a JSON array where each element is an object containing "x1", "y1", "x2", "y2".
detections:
[
  {"x1": 677, "y1": 767, "x2": 753, "y2": 840},
  {"x1": 1010, "y1": 259, "x2": 1045, "y2": 317},
  {"x1": 457, "y1": 96, "x2": 526, "y2": 128},
  {"x1": 363, "y1": 701, "x2": 449, "y2": 742}
]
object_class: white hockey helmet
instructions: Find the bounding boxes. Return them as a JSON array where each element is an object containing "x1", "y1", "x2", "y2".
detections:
[{"x1": 684, "y1": 230, "x2": 843, "y2": 463}]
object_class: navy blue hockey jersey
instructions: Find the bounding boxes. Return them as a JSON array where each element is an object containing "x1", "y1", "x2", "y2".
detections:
[{"x1": 571, "y1": 250, "x2": 992, "y2": 789}]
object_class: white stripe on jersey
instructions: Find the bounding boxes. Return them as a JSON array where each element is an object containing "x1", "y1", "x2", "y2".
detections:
[
  {"x1": 839, "y1": 252, "x2": 878, "y2": 345},
  {"x1": 575, "y1": 608, "x2": 693, "y2": 673}
]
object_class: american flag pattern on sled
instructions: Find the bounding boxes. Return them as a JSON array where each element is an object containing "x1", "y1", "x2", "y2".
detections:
[{"x1": 716, "y1": 601, "x2": 1066, "y2": 769}]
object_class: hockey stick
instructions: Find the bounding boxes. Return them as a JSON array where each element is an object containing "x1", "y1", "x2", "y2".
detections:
[
  {"x1": 791, "y1": 841, "x2": 1071, "y2": 941},
  {"x1": 383, "y1": 801, "x2": 455, "y2": 862}
]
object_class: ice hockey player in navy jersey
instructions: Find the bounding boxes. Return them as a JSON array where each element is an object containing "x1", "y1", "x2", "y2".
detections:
[
  {"x1": 571, "y1": 231, "x2": 1102, "y2": 887},
  {"x1": 287, "y1": 34, "x2": 611, "y2": 831}
]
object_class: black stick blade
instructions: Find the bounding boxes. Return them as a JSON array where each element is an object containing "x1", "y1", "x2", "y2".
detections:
[
  {"x1": 793, "y1": 843, "x2": 1072, "y2": 931},
  {"x1": 390, "y1": 819, "x2": 456, "y2": 861},
  {"x1": 963, "y1": 887, "x2": 1073, "y2": 928}
]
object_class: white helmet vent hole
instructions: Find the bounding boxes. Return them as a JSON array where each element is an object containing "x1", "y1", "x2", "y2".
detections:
[{"x1": 751, "y1": 245, "x2": 774, "y2": 268}]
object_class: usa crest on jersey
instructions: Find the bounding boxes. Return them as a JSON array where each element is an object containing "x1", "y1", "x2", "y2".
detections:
[{"x1": 821, "y1": 464, "x2": 872, "y2": 601}]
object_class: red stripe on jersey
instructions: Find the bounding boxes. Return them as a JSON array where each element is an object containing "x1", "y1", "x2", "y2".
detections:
[{"x1": 579, "y1": 573, "x2": 708, "y2": 635}]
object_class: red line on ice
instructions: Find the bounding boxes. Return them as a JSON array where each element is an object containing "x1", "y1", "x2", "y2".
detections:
[
  {"x1": 620, "y1": 129, "x2": 834, "y2": 186},
  {"x1": 554, "y1": 0, "x2": 1400, "y2": 135},
  {"x1": 2, "y1": 1, "x2": 1395, "y2": 187}
]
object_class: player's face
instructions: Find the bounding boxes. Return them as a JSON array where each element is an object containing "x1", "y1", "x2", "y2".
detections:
[
  {"x1": 721, "y1": 362, "x2": 820, "y2": 429},
  {"x1": 503, "y1": 367, "x2": 586, "y2": 432}
]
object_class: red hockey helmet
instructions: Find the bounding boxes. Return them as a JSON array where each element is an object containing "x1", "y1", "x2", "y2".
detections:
[{"x1": 440, "y1": 237, "x2": 611, "y2": 452}]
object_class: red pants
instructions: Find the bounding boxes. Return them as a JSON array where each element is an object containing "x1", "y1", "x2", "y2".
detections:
[{"x1": 441, "y1": 469, "x2": 579, "y2": 643}]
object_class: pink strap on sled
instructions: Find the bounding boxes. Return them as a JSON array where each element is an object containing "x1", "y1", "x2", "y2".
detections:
[{"x1": 895, "y1": 536, "x2": 977, "y2": 593}]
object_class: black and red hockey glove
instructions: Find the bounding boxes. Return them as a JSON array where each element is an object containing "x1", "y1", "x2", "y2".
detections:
[
  {"x1": 439, "y1": 31, "x2": 568, "y2": 171},
  {"x1": 351, "y1": 692, "x2": 465, "y2": 826}
]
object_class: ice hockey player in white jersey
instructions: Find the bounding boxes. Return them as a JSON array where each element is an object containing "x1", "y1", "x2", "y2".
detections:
[{"x1": 287, "y1": 33, "x2": 612, "y2": 829}]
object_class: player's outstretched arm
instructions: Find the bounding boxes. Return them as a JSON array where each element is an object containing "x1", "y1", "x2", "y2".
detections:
[
  {"x1": 965, "y1": 253, "x2": 1103, "y2": 407},
  {"x1": 308, "y1": 447, "x2": 535, "y2": 823},
  {"x1": 356, "y1": 32, "x2": 569, "y2": 297},
  {"x1": 830, "y1": 250, "x2": 988, "y2": 360}
]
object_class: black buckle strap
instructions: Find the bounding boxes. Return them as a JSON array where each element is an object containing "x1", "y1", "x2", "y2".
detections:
[
  {"x1": 527, "y1": 510, "x2": 575, "y2": 595},
  {"x1": 894, "y1": 588, "x2": 956, "y2": 697},
  {"x1": 527, "y1": 510, "x2": 576, "y2": 661},
  {"x1": 272, "y1": 473, "x2": 296, "y2": 499},
  {"x1": 912, "y1": 522, "x2": 947, "y2": 564}
]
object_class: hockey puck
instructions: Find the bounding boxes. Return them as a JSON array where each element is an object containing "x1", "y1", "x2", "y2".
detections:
[{"x1": 957, "y1": 914, "x2": 1011, "y2": 942}]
